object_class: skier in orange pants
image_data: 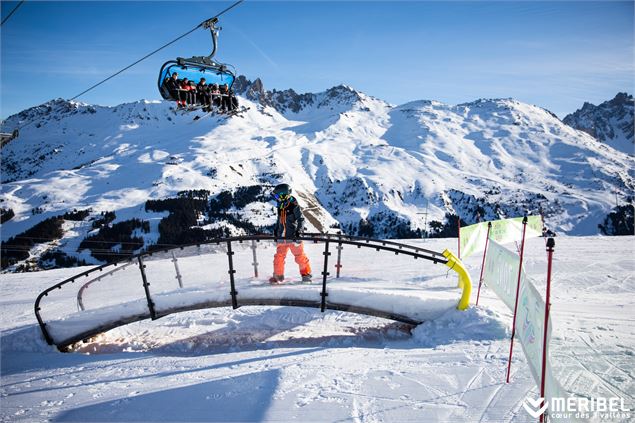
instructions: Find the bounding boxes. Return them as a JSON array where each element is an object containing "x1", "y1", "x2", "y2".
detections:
[{"x1": 269, "y1": 183, "x2": 312, "y2": 283}]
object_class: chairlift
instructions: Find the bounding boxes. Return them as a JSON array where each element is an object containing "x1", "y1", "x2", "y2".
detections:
[{"x1": 157, "y1": 17, "x2": 236, "y2": 101}]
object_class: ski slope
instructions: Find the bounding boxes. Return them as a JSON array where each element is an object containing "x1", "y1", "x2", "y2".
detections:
[{"x1": 1, "y1": 236, "x2": 633, "y2": 422}]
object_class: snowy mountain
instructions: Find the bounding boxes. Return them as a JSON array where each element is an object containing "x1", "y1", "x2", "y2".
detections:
[
  {"x1": 1, "y1": 79, "x2": 634, "y2": 270},
  {"x1": 563, "y1": 92, "x2": 634, "y2": 155}
]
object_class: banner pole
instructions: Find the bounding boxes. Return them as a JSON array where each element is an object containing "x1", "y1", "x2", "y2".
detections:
[
  {"x1": 539, "y1": 238, "x2": 555, "y2": 423},
  {"x1": 506, "y1": 215, "x2": 528, "y2": 383},
  {"x1": 540, "y1": 207, "x2": 548, "y2": 247},
  {"x1": 475, "y1": 222, "x2": 492, "y2": 306},
  {"x1": 457, "y1": 216, "x2": 461, "y2": 259}
]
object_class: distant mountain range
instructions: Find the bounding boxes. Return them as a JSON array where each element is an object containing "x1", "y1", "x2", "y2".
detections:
[{"x1": 1, "y1": 79, "x2": 633, "y2": 271}]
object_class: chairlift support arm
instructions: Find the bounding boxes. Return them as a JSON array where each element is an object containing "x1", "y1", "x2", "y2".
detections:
[{"x1": 201, "y1": 17, "x2": 220, "y2": 60}]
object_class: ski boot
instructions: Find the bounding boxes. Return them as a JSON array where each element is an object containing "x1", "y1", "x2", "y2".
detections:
[
  {"x1": 301, "y1": 273, "x2": 313, "y2": 283},
  {"x1": 269, "y1": 275, "x2": 284, "y2": 284}
]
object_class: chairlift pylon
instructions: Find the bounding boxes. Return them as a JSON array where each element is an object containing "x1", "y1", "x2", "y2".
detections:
[{"x1": 0, "y1": 129, "x2": 19, "y2": 148}]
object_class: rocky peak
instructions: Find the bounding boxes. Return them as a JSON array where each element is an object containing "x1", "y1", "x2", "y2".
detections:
[
  {"x1": 246, "y1": 78, "x2": 266, "y2": 101},
  {"x1": 233, "y1": 76, "x2": 267, "y2": 104},
  {"x1": 319, "y1": 85, "x2": 362, "y2": 107},
  {"x1": 608, "y1": 92, "x2": 633, "y2": 107},
  {"x1": 563, "y1": 92, "x2": 634, "y2": 154},
  {"x1": 231, "y1": 75, "x2": 366, "y2": 115}
]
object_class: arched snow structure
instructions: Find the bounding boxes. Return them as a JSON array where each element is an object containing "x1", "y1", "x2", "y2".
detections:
[{"x1": 34, "y1": 234, "x2": 472, "y2": 351}]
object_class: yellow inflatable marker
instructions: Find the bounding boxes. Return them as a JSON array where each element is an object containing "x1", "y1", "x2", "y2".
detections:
[{"x1": 442, "y1": 249, "x2": 472, "y2": 310}]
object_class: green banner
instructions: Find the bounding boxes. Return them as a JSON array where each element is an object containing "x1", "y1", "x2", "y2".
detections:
[
  {"x1": 460, "y1": 216, "x2": 543, "y2": 258},
  {"x1": 483, "y1": 240, "x2": 548, "y2": 384},
  {"x1": 483, "y1": 240, "x2": 571, "y2": 420}
]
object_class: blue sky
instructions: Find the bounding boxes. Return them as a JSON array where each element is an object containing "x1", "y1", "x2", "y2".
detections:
[{"x1": 1, "y1": 1, "x2": 633, "y2": 118}]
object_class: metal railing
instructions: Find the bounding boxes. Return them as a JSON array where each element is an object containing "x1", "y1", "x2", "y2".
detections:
[
  {"x1": 76, "y1": 259, "x2": 135, "y2": 311},
  {"x1": 35, "y1": 234, "x2": 462, "y2": 349}
]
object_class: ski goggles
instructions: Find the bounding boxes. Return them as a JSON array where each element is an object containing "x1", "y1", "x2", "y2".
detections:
[{"x1": 273, "y1": 193, "x2": 290, "y2": 202}]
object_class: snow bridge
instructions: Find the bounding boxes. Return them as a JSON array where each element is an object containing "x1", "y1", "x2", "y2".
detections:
[{"x1": 35, "y1": 234, "x2": 472, "y2": 351}]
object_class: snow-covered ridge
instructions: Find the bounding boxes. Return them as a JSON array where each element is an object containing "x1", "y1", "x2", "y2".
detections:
[{"x1": 1, "y1": 80, "x2": 634, "y2": 270}]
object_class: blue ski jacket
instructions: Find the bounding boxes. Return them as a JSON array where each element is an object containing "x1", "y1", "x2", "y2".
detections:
[{"x1": 273, "y1": 196, "x2": 305, "y2": 239}]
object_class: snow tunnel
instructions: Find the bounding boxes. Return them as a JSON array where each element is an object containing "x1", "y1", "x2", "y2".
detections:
[{"x1": 34, "y1": 234, "x2": 472, "y2": 351}]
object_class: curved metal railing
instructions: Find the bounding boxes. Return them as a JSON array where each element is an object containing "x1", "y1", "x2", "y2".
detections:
[
  {"x1": 76, "y1": 259, "x2": 135, "y2": 311},
  {"x1": 34, "y1": 234, "x2": 470, "y2": 349},
  {"x1": 302, "y1": 232, "x2": 445, "y2": 258}
]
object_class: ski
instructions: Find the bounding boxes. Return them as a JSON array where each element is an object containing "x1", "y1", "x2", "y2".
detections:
[
  {"x1": 191, "y1": 106, "x2": 249, "y2": 122},
  {"x1": 172, "y1": 105, "x2": 206, "y2": 117},
  {"x1": 191, "y1": 106, "x2": 223, "y2": 122},
  {"x1": 192, "y1": 112, "x2": 213, "y2": 121},
  {"x1": 218, "y1": 106, "x2": 250, "y2": 119}
]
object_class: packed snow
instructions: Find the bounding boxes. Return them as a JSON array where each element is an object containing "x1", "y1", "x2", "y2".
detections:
[{"x1": 1, "y1": 236, "x2": 633, "y2": 422}]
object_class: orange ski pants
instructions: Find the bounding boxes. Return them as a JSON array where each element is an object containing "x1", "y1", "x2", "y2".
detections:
[{"x1": 273, "y1": 242, "x2": 311, "y2": 276}]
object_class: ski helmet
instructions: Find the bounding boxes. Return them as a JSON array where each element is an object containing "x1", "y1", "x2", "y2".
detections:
[{"x1": 272, "y1": 183, "x2": 291, "y2": 201}]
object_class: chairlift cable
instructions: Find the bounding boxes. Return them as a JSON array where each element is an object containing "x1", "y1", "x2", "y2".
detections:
[
  {"x1": 69, "y1": 0, "x2": 244, "y2": 101},
  {"x1": 2, "y1": 1, "x2": 243, "y2": 134},
  {"x1": 1, "y1": 0, "x2": 25, "y2": 27}
]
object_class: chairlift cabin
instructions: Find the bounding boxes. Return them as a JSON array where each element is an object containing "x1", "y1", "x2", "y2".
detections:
[{"x1": 157, "y1": 17, "x2": 236, "y2": 101}]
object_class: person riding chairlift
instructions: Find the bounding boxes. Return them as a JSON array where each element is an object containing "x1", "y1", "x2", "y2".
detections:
[
  {"x1": 209, "y1": 84, "x2": 221, "y2": 109},
  {"x1": 219, "y1": 83, "x2": 233, "y2": 112},
  {"x1": 164, "y1": 72, "x2": 186, "y2": 108},
  {"x1": 196, "y1": 78, "x2": 211, "y2": 110},
  {"x1": 179, "y1": 78, "x2": 196, "y2": 107},
  {"x1": 228, "y1": 86, "x2": 239, "y2": 111}
]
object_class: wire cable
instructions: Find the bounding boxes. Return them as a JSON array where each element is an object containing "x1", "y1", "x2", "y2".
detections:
[
  {"x1": 0, "y1": 0, "x2": 243, "y2": 133},
  {"x1": 1, "y1": 0, "x2": 25, "y2": 27},
  {"x1": 68, "y1": 0, "x2": 244, "y2": 101}
]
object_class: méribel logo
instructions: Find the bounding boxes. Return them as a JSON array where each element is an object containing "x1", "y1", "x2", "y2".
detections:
[{"x1": 523, "y1": 396, "x2": 548, "y2": 418}]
